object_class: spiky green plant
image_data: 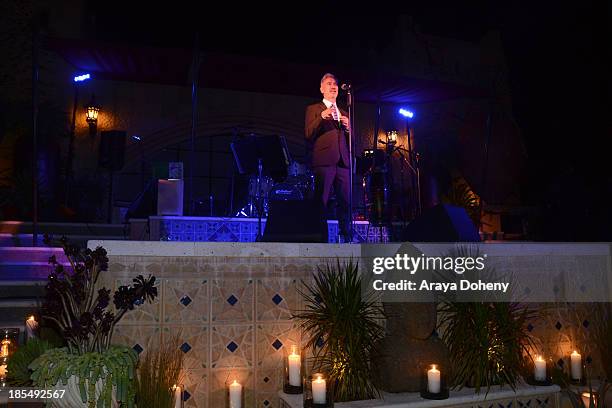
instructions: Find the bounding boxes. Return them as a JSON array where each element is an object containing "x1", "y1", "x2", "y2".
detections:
[
  {"x1": 436, "y1": 245, "x2": 537, "y2": 394},
  {"x1": 592, "y1": 303, "x2": 612, "y2": 380},
  {"x1": 439, "y1": 302, "x2": 536, "y2": 393},
  {"x1": 135, "y1": 334, "x2": 184, "y2": 408},
  {"x1": 293, "y1": 260, "x2": 384, "y2": 402},
  {"x1": 6, "y1": 338, "x2": 55, "y2": 386}
]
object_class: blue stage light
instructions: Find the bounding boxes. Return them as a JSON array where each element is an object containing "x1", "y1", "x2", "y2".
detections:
[
  {"x1": 398, "y1": 108, "x2": 414, "y2": 118},
  {"x1": 73, "y1": 73, "x2": 91, "y2": 82}
]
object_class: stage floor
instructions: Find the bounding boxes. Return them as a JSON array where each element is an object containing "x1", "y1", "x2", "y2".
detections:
[{"x1": 147, "y1": 216, "x2": 391, "y2": 243}]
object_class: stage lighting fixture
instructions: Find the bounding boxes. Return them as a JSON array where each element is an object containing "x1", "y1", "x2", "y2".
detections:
[
  {"x1": 74, "y1": 73, "x2": 91, "y2": 82},
  {"x1": 398, "y1": 108, "x2": 414, "y2": 118}
]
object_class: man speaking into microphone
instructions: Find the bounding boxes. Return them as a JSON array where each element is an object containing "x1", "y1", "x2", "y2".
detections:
[{"x1": 305, "y1": 73, "x2": 352, "y2": 243}]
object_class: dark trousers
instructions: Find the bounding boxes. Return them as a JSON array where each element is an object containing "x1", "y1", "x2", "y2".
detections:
[{"x1": 313, "y1": 164, "x2": 351, "y2": 241}]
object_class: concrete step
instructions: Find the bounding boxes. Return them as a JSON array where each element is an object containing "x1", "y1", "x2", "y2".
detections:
[
  {"x1": 0, "y1": 282, "x2": 46, "y2": 298},
  {"x1": 0, "y1": 247, "x2": 67, "y2": 263},
  {"x1": 0, "y1": 298, "x2": 40, "y2": 308},
  {"x1": 0, "y1": 221, "x2": 128, "y2": 236},
  {"x1": 0, "y1": 262, "x2": 61, "y2": 280},
  {"x1": 0, "y1": 233, "x2": 124, "y2": 247}
]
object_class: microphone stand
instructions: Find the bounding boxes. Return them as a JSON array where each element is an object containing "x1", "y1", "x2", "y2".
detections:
[
  {"x1": 393, "y1": 145, "x2": 422, "y2": 219},
  {"x1": 255, "y1": 158, "x2": 264, "y2": 241},
  {"x1": 345, "y1": 86, "x2": 355, "y2": 243}
]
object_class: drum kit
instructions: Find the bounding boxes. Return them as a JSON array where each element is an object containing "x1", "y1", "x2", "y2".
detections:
[{"x1": 236, "y1": 160, "x2": 314, "y2": 218}]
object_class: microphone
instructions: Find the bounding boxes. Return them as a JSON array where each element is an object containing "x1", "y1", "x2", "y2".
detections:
[{"x1": 340, "y1": 83, "x2": 352, "y2": 90}]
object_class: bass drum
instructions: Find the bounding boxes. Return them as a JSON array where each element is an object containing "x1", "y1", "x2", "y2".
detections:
[
  {"x1": 269, "y1": 182, "x2": 304, "y2": 201},
  {"x1": 248, "y1": 175, "x2": 274, "y2": 198}
]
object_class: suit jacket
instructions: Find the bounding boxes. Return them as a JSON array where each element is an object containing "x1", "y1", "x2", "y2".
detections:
[{"x1": 305, "y1": 102, "x2": 350, "y2": 167}]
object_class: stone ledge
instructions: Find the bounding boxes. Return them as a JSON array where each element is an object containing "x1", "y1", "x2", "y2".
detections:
[{"x1": 279, "y1": 384, "x2": 560, "y2": 408}]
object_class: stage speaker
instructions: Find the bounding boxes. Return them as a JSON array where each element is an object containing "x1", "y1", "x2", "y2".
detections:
[
  {"x1": 402, "y1": 204, "x2": 480, "y2": 242},
  {"x1": 262, "y1": 200, "x2": 328, "y2": 243},
  {"x1": 99, "y1": 130, "x2": 126, "y2": 171},
  {"x1": 157, "y1": 179, "x2": 184, "y2": 216}
]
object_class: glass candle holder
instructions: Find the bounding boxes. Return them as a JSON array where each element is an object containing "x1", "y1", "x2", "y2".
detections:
[
  {"x1": 225, "y1": 378, "x2": 244, "y2": 408},
  {"x1": 1, "y1": 328, "x2": 19, "y2": 360},
  {"x1": 303, "y1": 372, "x2": 334, "y2": 408},
  {"x1": 581, "y1": 391, "x2": 599, "y2": 408},
  {"x1": 419, "y1": 363, "x2": 449, "y2": 400},
  {"x1": 283, "y1": 344, "x2": 304, "y2": 394}
]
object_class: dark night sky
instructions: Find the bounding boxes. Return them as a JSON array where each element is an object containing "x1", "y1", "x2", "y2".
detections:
[{"x1": 84, "y1": 2, "x2": 609, "y2": 238}]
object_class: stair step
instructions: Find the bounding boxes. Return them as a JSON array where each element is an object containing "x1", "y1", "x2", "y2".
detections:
[
  {"x1": 0, "y1": 262, "x2": 58, "y2": 280},
  {"x1": 0, "y1": 298, "x2": 40, "y2": 308},
  {"x1": 0, "y1": 247, "x2": 67, "y2": 263}
]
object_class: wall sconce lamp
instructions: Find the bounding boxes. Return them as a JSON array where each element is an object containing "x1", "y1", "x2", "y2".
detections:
[
  {"x1": 85, "y1": 94, "x2": 100, "y2": 136},
  {"x1": 386, "y1": 130, "x2": 398, "y2": 145}
]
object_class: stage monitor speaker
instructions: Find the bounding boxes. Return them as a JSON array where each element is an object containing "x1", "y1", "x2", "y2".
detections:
[
  {"x1": 402, "y1": 204, "x2": 480, "y2": 242},
  {"x1": 262, "y1": 200, "x2": 328, "y2": 243},
  {"x1": 157, "y1": 179, "x2": 184, "y2": 216},
  {"x1": 99, "y1": 130, "x2": 126, "y2": 171}
]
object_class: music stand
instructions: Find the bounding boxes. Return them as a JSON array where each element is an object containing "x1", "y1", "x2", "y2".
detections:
[
  {"x1": 230, "y1": 134, "x2": 291, "y2": 179},
  {"x1": 230, "y1": 134, "x2": 291, "y2": 240}
]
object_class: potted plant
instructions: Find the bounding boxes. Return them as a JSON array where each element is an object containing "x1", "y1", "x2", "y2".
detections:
[
  {"x1": 436, "y1": 246, "x2": 537, "y2": 394},
  {"x1": 29, "y1": 236, "x2": 158, "y2": 407},
  {"x1": 292, "y1": 260, "x2": 384, "y2": 402}
]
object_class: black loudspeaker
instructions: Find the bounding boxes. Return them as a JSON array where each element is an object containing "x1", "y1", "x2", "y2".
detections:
[
  {"x1": 262, "y1": 200, "x2": 328, "y2": 243},
  {"x1": 99, "y1": 130, "x2": 126, "y2": 171},
  {"x1": 402, "y1": 204, "x2": 481, "y2": 242}
]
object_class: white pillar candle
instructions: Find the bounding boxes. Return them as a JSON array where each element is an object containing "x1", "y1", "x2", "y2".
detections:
[
  {"x1": 570, "y1": 351, "x2": 582, "y2": 380},
  {"x1": 26, "y1": 316, "x2": 38, "y2": 340},
  {"x1": 172, "y1": 384, "x2": 182, "y2": 408},
  {"x1": 427, "y1": 365, "x2": 441, "y2": 394},
  {"x1": 312, "y1": 374, "x2": 326, "y2": 404},
  {"x1": 229, "y1": 380, "x2": 242, "y2": 408},
  {"x1": 288, "y1": 345, "x2": 301, "y2": 386},
  {"x1": 534, "y1": 356, "x2": 546, "y2": 381}
]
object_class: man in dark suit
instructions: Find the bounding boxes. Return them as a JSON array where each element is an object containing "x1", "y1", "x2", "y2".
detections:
[{"x1": 305, "y1": 73, "x2": 352, "y2": 242}]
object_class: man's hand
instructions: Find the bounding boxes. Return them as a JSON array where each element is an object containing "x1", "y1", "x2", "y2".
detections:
[
  {"x1": 320, "y1": 108, "x2": 333, "y2": 120},
  {"x1": 340, "y1": 115, "x2": 349, "y2": 128}
]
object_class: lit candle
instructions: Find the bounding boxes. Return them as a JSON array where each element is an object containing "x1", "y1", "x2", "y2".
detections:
[
  {"x1": 0, "y1": 364, "x2": 6, "y2": 379},
  {"x1": 172, "y1": 384, "x2": 182, "y2": 408},
  {"x1": 26, "y1": 316, "x2": 38, "y2": 340},
  {"x1": 570, "y1": 351, "x2": 582, "y2": 380},
  {"x1": 229, "y1": 380, "x2": 242, "y2": 408},
  {"x1": 534, "y1": 356, "x2": 547, "y2": 381},
  {"x1": 312, "y1": 374, "x2": 326, "y2": 404},
  {"x1": 288, "y1": 345, "x2": 301, "y2": 386},
  {"x1": 427, "y1": 365, "x2": 441, "y2": 394},
  {"x1": 581, "y1": 392, "x2": 597, "y2": 407}
]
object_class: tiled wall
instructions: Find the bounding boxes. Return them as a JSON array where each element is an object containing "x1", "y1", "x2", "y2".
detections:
[
  {"x1": 148, "y1": 217, "x2": 391, "y2": 243},
  {"x1": 103, "y1": 254, "x2": 335, "y2": 408},
  {"x1": 96, "y1": 243, "x2": 611, "y2": 408}
]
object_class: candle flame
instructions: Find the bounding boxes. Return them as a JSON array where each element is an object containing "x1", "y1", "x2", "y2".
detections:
[
  {"x1": 536, "y1": 355, "x2": 544, "y2": 361},
  {"x1": 290, "y1": 344, "x2": 298, "y2": 355},
  {"x1": 431, "y1": 364, "x2": 437, "y2": 370},
  {"x1": 28, "y1": 316, "x2": 35, "y2": 322},
  {"x1": 232, "y1": 380, "x2": 239, "y2": 385},
  {"x1": 572, "y1": 350, "x2": 580, "y2": 355},
  {"x1": 315, "y1": 374, "x2": 323, "y2": 381}
]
